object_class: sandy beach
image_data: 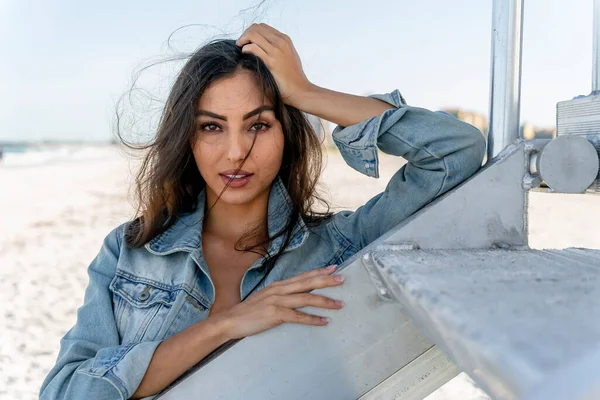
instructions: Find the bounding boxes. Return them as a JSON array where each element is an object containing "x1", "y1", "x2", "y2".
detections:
[{"x1": 1, "y1": 145, "x2": 599, "y2": 399}]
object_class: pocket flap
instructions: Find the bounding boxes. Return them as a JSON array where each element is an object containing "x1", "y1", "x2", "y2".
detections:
[{"x1": 110, "y1": 274, "x2": 175, "y2": 308}]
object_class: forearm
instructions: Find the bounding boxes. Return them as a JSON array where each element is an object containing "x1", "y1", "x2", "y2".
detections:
[
  {"x1": 292, "y1": 84, "x2": 395, "y2": 128},
  {"x1": 131, "y1": 315, "x2": 230, "y2": 399},
  {"x1": 330, "y1": 91, "x2": 486, "y2": 248}
]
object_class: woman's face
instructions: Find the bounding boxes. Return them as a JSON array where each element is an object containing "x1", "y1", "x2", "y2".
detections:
[{"x1": 192, "y1": 69, "x2": 285, "y2": 207}]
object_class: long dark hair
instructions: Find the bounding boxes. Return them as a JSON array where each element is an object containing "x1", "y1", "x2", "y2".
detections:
[{"x1": 116, "y1": 38, "x2": 332, "y2": 274}]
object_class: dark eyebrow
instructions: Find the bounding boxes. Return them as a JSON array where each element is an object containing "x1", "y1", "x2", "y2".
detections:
[{"x1": 195, "y1": 105, "x2": 274, "y2": 121}]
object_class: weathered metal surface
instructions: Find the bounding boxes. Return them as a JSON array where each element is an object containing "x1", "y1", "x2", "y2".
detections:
[
  {"x1": 528, "y1": 345, "x2": 600, "y2": 400},
  {"x1": 535, "y1": 135, "x2": 599, "y2": 193},
  {"x1": 583, "y1": 134, "x2": 600, "y2": 193},
  {"x1": 550, "y1": 106, "x2": 600, "y2": 193},
  {"x1": 372, "y1": 247, "x2": 600, "y2": 400},
  {"x1": 156, "y1": 255, "x2": 439, "y2": 399},
  {"x1": 359, "y1": 346, "x2": 459, "y2": 400},
  {"x1": 556, "y1": 94, "x2": 600, "y2": 137},
  {"x1": 385, "y1": 141, "x2": 528, "y2": 249}
]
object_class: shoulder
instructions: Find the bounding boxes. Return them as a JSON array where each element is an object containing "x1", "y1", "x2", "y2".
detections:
[
  {"x1": 103, "y1": 221, "x2": 130, "y2": 251},
  {"x1": 89, "y1": 221, "x2": 133, "y2": 278}
]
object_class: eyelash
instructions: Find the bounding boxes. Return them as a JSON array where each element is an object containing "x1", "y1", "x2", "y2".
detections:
[{"x1": 198, "y1": 121, "x2": 271, "y2": 132}]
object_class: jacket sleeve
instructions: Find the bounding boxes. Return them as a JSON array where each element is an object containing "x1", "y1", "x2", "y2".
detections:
[
  {"x1": 39, "y1": 225, "x2": 163, "y2": 400},
  {"x1": 330, "y1": 89, "x2": 486, "y2": 250}
]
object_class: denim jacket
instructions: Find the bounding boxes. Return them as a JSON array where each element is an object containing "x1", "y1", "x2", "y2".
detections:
[{"x1": 40, "y1": 90, "x2": 486, "y2": 399}]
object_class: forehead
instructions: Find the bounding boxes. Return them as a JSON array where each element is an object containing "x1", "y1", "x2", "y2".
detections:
[{"x1": 197, "y1": 70, "x2": 273, "y2": 114}]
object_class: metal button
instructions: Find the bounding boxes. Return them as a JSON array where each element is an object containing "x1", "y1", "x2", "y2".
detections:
[
  {"x1": 138, "y1": 290, "x2": 150, "y2": 301},
  {"x1": 364, "y1": 162, "x2": 370, "y2": 169}
]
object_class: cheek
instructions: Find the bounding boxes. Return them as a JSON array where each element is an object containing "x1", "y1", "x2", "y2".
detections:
[
  {"x1": 191, "y1": 141, "x2": 220, "y2": 178},
  {"x1": 255, "y1": 133, "x2": 284, "y2": 173}
]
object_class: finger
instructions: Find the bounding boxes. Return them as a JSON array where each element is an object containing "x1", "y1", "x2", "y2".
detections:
[
  {"x1": 278, "y1": 308, "x2": 329, "y2": 326},
  {"x1": 237, "y1": 23, "x2": 262, "y2": 42},
  {"x1": 240, "y1": 43, "x2": 273, "y2": 66},
  {"x1": 270, "y1": 265, "x2": 336, "y2": 287},
  {"x1": 271, "y1": 293, "x2": 343, "y2": 310},
  {"x1": 275, "y1": 273, "x2": 345, "y2": 295},
  {"x1": 251, "y1": 266, "x2": 336, "y2": 303},
  {"x1": 255, "y1": 23, "x2": 288, "y2": 46},
  {"x1": 237, "y1": 29, "x2": 276, "y2": 53},
  {"x1": 239, "y1": 23, "x2": 285, "y2": 48}
]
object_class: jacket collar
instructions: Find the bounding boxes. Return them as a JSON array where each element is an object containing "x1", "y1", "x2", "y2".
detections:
[{"x1": 145, "y1": 176, "x2": 309, "y2": 256}]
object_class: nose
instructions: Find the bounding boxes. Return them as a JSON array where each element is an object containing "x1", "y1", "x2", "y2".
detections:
[{"x1": 226, "y1": 131, "x2": 251, "y2": 162}]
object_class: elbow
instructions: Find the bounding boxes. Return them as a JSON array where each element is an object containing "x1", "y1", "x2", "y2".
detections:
[
  {"x1": 39, "y1": 378, "x2": 66, "y2": 400},
  {"x1": 39, "y1": 368, "x2": 65, "y2": 400},
  {"x1": 440, "y1": 124, "x2": 486, "y2": 192},
  {"x1": 468, "y1": 126, "x2": 486, "y2": 171},
  {"x1": 39, "y1": 369, "x2": 79, "y2": 400},
  {"x1": 436, "y1": 111, "x2": 486, "y2": 178},
  {"x1": 39, "y1": 367, "x2": 125, "y2": 400}
]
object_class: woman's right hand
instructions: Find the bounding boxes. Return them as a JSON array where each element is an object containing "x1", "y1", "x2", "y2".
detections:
[{"x1": 216, "y1": 265, "x2": 345, "y2": 340}]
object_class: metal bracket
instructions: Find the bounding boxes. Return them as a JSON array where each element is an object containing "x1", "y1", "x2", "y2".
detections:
[{"x1": 361, "y1": 251, "x2": 395, "y2": 301}]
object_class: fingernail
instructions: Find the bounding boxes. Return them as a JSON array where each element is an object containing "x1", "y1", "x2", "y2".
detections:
[
  {"x1": 321, "y1": 317, "x2": 330, "y2": 324},
  {"x1": 324, "y1": 265, "x2": 336, "y2": 271},
  {"x1": 335, "y1": 300, "x2": 344, "y2": 307},
  {"x1": 334, "y1": 275, "x2": 345, "y2": 283}
]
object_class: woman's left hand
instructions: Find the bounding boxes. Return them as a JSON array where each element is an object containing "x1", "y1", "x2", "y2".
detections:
[{"x1": 236, "y1": 23, "x2": 313, "y2": 107}]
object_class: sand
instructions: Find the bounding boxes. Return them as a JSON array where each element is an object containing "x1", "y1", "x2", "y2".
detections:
[{"x1": 1, "y1": 145, "x2": 598, "y2": 399}]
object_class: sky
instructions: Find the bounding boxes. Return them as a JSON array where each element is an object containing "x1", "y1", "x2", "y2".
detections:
[{"x1": 0, "y1": 0, "x2": 594, "y2": 142}]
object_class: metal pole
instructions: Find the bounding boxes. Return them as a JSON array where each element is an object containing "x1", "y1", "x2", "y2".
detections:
[
  {"x1": 488, "y1": 0, "x2": 524, "y2": 160},
  {"x1": 593, "y1": 0, "x2": 600, "y2": 93}
]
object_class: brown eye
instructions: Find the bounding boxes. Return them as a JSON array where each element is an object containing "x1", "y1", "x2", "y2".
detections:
[
  {"x1": 199, "y1": 123, "x2": 221, "y2": 132},
  {"x1": 250, "y1": 122, "x2": 270, "y2": 132}
]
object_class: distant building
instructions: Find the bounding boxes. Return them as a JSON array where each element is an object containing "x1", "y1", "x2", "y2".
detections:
[
  {"x1": 520, "y1": 122, "x2": 556, "y2": 140},
  {"x1": 441, "y1": 110, "x2": 556, "y2": 141},
  {"x1": 533, "y1": 128, "x2": 556, "y2": 140},
  {"x1": 441, "y1": 108, "x2": 489, "y2": 138},
  {"x1": 521, "y1": 122, "x2": 536, "y2": 140}
]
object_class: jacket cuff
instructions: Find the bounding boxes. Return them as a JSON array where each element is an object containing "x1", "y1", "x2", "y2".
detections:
[
  {"x1": 78, "y1": 340, "x2": 163, "y2": 399},
  {"x1": 331, "y1": 89, "x2": 408, "y2": 178}
]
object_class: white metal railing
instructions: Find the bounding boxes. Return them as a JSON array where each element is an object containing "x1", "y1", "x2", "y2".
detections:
[
  {"x1": 593, "y1": 0, "x2": 600, "y2": 93},
  {"x1": 489, "y1": 0, "x2": 600, "y2": 158},
  {"x1": 487, "y1": 0, "x2": 524, "y2": 160}
]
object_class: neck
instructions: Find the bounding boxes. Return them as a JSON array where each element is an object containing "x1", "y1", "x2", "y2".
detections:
[{"x1": 203, "y1": 188, "x2": 271, "y2": 247}]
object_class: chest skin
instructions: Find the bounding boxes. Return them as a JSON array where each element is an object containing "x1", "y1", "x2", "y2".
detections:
[{"x1": 201, "y1": 232, "x2": 265, "y2": 315}]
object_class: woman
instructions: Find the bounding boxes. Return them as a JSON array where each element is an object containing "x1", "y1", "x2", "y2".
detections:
[{"x1": 40, "y1": 23, "x2": 485, "y2": 399}]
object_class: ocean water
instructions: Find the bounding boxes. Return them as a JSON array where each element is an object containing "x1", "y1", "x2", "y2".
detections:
[{"x1": 0, "y1": 143, "x2": 118, "y2": 168}]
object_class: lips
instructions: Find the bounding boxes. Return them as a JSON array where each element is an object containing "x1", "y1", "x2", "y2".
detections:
[
  {"x1": 219, "y1": 169, "x2": 253, "y2": 177},
  {"x1": 219, "y1": 170, "x2": 254, "y2": 188}
]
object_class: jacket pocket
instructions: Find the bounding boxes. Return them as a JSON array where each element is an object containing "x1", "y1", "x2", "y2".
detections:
[
  {"x1": 109, "y1": 272, "x2": 210, "y2": 344},
  {"x1": 110, "y1": 273, "x2": 178, "y2": 343}
]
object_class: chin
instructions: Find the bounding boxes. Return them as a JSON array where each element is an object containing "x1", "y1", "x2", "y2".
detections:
[
  {"x1": 218, "y1": 190, "x2": 258, "y2": 205},
  {"x1": 210, "y1": 182, "x2": 267, "y2": 206}
]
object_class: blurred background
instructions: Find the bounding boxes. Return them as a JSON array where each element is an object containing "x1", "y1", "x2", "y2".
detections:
[{"x1": 1, "y1": 0, "x2": 599, "y2": 399}]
